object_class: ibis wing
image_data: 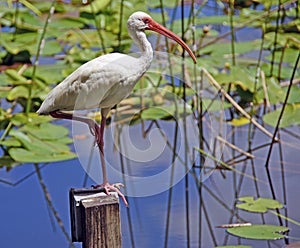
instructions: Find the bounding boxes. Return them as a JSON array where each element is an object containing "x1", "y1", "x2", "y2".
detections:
[{"x1": 37, "y1": 53, "x2": 141, "y2": 114}]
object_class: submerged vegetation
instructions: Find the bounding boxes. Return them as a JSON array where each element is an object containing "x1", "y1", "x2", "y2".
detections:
[{"x1": 0, "y1": 0, "x2": 300, "y2": 246}]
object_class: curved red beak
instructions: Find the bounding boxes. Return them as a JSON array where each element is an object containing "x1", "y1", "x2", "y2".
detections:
[{"x1": 146, "y1": 19, "x2": 197, "y2": 64}]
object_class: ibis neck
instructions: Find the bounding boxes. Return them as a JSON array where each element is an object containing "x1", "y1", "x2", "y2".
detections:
[{"x1": 135, "y1": 31, "x2": 153, "y2": 73}]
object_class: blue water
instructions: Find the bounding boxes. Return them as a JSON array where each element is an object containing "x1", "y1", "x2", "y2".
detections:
[{"x1": 1, "y1": 123, "x2": 300, "y2": 247}]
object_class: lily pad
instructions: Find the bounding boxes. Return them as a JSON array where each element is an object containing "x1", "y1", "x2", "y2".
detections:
[
  {"x1": 227, "y1": 224, "x2": 288, "y2": 240},
  {"x1": 8, "y1": 125, "x2": 76, "y2": 163},
  {"x1": 263, "y1": 104, "x2": 300, "y2": 128},
  {"x1": 11, "y1": 113, "x2": 51, "y2": 126},
  {"x1": 9, "y1": 147, "x2": 76, "y2": 163},
  {"x1": 236, "y1": 196, "x2": 283, "y2": 213},
  {"x1": 79, "y1": 0, "x2": 111, "y2": 14},
  {"x1": 7, "y1": 85, "x2": 29, "y2": 100},
  {"x1": 229, "y1": 117, "x2": 250, "y2": 126},
  {"x1": 19, "y1": 123, "x2": 69, "y2": 140},
  {"x1": 141, "y1": 106, "x2": 172, "y2": 120},
  {"x1": 214, "y1": 67, "x2": 255, "y2": 92},
  {"x1": 5, "y1": 69, "x2": 29, "y2": 85},
  {"x1": 141, "y1": 104, "x2": 193, "y2": 121},
  {"x1": 0, "y1": 138, "x2": 22, "y2": 147},
  {"x1": 201, "y1": 98, "x2": 232, "y2": 112}
]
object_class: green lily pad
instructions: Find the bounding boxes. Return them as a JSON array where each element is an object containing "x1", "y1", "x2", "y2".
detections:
[
  {"x1": 237, "y1": 196, "x2": 283, "y2": 213},
  {"x1": 19, "y1": 123, "x2": 69, "y2": 140},
  {"x1": 227, "y1": 224, "x2": 288, "y2": 240},
  {"x1": 263, "y1": 104, "x2": 300, "y2": 128},
  {"x1": 263, "y1": 76, "x2": 285, "y2": 104},
  {"x1": 200, "y1": 41, "x2": 259, "y2": 61},
  {"x1": 11, "y1": 113, "x2": 51, "y2": 126},
  {"x1": 49, "y1": 17, "x2": 86, "y2": 30},
  {"x1": 141, "y1": 104, "x2": 193, "y2": 121},
  {"x1": 7, "y1": 85, "x2": 29, "y2": 100},
  {"x1": 39, "y1": 40, "x2": 62, "y2": 56},
  {"x1": 22, "y1": 63, "x2": 67, "y2": 86},
  {"x1": 201, "y1": 98, "x2": 232, "y2": 112},
  {"x1": 141, "y1": 106, "x2": 172, "y2": 120},
  {"x1": 9, "y1": 147, "x2": 76, "y2": 163},
  {"x1": 9, "y1": 129, "x2": 71, "y2": 153},
  {"x1": 5, "y1": 69, "x2": 29, "y2": 85},
  {"x1": 264, "y1": 48, "x2": 300, "y2": 66},
  {"x1": 8, "y1": 125, "x2": 76, "y2": 163},
  {"x1": 214, "y1": 67, "x2": 255, "y2": 92},
  {"x1": 79, "y1": 0, "x2": 111, "y2": 14},
  {"x1": 0, "y1": 138, "x2": 22, "y2": 147}
]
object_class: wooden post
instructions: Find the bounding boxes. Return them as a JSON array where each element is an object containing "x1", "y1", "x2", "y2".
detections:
[{"x1": 69, "y1": 188, "x2": 122, "y2": 248}]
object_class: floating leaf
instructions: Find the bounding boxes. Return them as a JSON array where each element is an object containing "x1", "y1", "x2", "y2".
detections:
[
  {"x1": 0, "y1": 138, "x2": 22, "y2": 147},
  {"x1": 141, "y1": 104, "x2": 193, "y2": 121},
  {"x1": 23, "y1": 63, "x2": 67, "y2": 86},
  {"x1": 165, "y1": 85, "x2": 195, "y2": 98},
  {"x1": 197, "y1": 15, "x2": 240, "y2": 25},
  {"x1": 285, "y1": 85, "x2": 300, "y2": 104},
  {"x1": 19, "y1": 123, "x2": 69, "y2": 140},
  {"x1": 5, "y1": 69, "x2": 30, "y2": 85},
  {"x1": 214, "y1": 67, "x2": 255, "y2": 92},
  {"x1": 263, "y1": 104, "x2": 300, "y2": 128},
  {"x1": 11, "y1": 113, "x2": 51, "y2": 126},
  {"x1": 8, "y1": 128, "x2": 76, "y2": 163},
  {"x1": 120, "y1": 96, "x2": 153, "y2": 107},
  {"x1": 19, "y1": 0, "x2": 42, "y2": 16},
  {"x1": 147, "y1": 0, "x2": 176, "y2": 8},
  {"x1": 79, "y1": 0, "x2": 111, "y2": 14},
  {"x1": 227, "y1": 224, "x2": 288, "y2": 240},
  {"x1": 49, "y1": 17, "x2": 86, "y2": 30},
  {"x1": 200, "y1": 41, "x2": 260, "y2": 60},
  {"x1": 229, "y1": 117, "x2": 250, "y2": 126},
  {"x1": 200, "y1": 98, "x2": 232, "y2": 112},
  {"x1": 141, "y1": 106, "x2": 172, "y2": 120},
  {"x1": 9, "y1": 130, "x2": 49, "y2": 154},
  {"x1": 264, "y1": 48, "x2": 300, "y2": 66},
  {"x1": 32, "y1": 1, "x2": 67, "y2": 13},
  {"x1": 262, "y1": 76, "x2": 285, "y2": 104},
  {"x1": 7, "y1": 85, "x2": 29, "y2": 100},
  {"x1": 9, "y1": 147, "x2": 76, "y2": 163},
  {"x1": 40, "y1": 40, "x2": 62, "y2": 56},
  {"x1": 237, "y1": 196, "x2": 283, "y2": 213}
]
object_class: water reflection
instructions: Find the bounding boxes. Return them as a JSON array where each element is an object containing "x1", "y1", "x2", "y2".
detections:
[{"x1": 1, "y1": 121, "x2": 300, "y2": 247}]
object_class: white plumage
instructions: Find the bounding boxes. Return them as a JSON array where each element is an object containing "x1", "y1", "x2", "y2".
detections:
[{"x1": 37, "y1": 11, "x2": 196, "y2": 206}]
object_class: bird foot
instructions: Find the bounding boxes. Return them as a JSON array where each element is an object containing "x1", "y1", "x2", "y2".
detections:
[{"x1": 93, "y1": 182, "x2": 128, "y2": 207}]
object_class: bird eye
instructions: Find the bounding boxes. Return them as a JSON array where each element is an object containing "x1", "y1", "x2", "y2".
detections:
[{"x1": 143, "y1": 17, "x2": 149, "y2": 24}]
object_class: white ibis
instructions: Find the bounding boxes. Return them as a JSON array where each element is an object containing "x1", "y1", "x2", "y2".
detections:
[{"x1": 37, "y1": 11, "x2": 197, "y2": 206}]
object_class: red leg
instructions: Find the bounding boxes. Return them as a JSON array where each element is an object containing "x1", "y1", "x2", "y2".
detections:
[
  {"x1": 50, "y1": 110, "x2": 128, "y2": 206},
  {"x1": 93, "y1": 112, "x2": 128, "y2": 206},
  {"x1": 50, "y1": 111, "x2": 101, "y2": 143}
]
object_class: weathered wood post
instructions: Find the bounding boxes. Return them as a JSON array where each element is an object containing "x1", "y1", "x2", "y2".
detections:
[{"x1": 69, "y1": 188, "x2": 122, "y2": 248}]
